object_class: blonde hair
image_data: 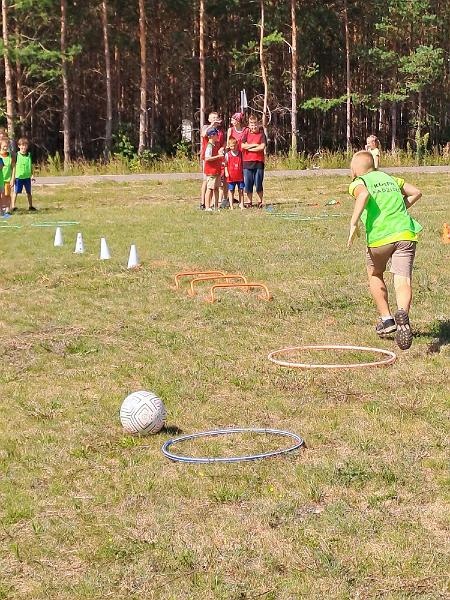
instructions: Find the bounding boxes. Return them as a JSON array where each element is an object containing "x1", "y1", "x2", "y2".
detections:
[
  {"x1": 366, "y1": 134, "x2": 380, "y2": 149},
  {"x1": 18, "y1": 137, "x2": 29, "y2": 145}
]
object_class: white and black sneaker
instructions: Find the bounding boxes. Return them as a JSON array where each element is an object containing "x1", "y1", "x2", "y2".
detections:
[{"x1": 375, "y1": 318, "x2": 397, "y2": 336}]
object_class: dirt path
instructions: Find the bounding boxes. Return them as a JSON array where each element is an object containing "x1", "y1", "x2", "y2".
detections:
[{"x1": 35, "y1": 165, "x2": 450, "y2": 186}]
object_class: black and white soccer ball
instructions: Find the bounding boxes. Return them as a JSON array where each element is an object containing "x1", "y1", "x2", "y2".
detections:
[{"x1": 120, "y1": 391, "x2": 166, "y2": 435}]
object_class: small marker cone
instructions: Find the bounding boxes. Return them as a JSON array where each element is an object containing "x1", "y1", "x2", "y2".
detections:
[
  {"x1": 127, "y1": 244, "x2": 140, "y2": 269},
  {"x1": 100, "y1": 237, "x2": 111, "y2": 260},
  {"x1": 54, "y1": 226, "x2": 63, "y2": 247},
  {"x1": 74, "y1": 232, "x2": 85, "y2": 254},
  {"x1": 442, "y1": 223, "x2": 450, "y2": 245}
]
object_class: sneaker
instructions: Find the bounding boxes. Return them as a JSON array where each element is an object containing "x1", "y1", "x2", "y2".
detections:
[
  {"x1": 205, "y1": 207, "x2": 213, "y2": 212},
  {"x1": 375, "y1": 318, "x2": 397, "y2": 336},
  {"x1": 199, "y1": 204, "x2": 205, "y2": 210},
  {"x1": 28, "y1": 206, "x2": 37, "y2": 211},
  {"x1": 394, "y1": 309, "x2": 413, "y2": 350}
]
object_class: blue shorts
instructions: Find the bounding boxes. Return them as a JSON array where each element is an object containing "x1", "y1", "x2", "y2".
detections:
[
  {"x1": 228, "y1": 181, "x2": 245, "y2": 192},
  {"x1": 244, "y1": 167, "x2": 264, "y2": 193},
  {"x1": 15, "y1": 178, "x2": 32, "y2": 194}
]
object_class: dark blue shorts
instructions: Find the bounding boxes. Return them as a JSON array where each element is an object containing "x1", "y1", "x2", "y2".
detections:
[
  {"x1": 244, "y1": 167, "x2": 264, "y2": 193},
  {"x1": 15, "y1": 178, "x2": 32, "y2": 194},
  {"x1": 228, "y1": 181, "x2": 245, "y2": 191}
]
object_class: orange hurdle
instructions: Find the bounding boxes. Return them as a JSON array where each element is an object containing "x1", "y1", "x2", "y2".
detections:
[
  {"x1": 205, "y1": 282, "x2": 272, "y2": 303},
  {"x1": 173, "y1": 270, "x2": 225, "y2": 290},
  {"x1": 187, "y1": 274, "x2": 248, "y2": 297}
]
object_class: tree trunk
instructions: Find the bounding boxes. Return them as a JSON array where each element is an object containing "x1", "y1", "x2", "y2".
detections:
[
  {"x1": 199, "y1": 0, "x2": 205, "y2": 132},
  {"x1": 259, "y1": 0, "x2": 268, "y2": 135},
  {"x1": 138, "y1": 0, "x2": 147, "y2": 153},
  {"x1": 61, "y1": 0, "x2": 71, "y2": 169},
  {"x1": 15, "y1": 23, "x2": 25, "y2": 136},
  {"x1": 391, "y1": 102, "x2": 397, "y2": 151},
  {"x1": 343, "y1": 0, "x2": 351, "y2": 151},
  {"x1": 100, "y1": 0, "x2": 113, "y2": 159},
  {"x1": 2, "y1": 0, "x2": 15, "y2": 138},
  {"x1": 290, "y1": 0, "x2": 298, "y2": 155}
]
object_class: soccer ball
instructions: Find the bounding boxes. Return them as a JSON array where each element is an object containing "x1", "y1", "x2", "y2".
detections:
[{"x1": 120, "y1": 390, "x2": 166, "y2": 435}]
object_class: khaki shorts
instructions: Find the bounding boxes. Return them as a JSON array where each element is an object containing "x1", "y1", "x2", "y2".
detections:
[
  {"x1": 206, "y1": 175, "x2": 220, "y2": 190},
  {"x1": 366, "y1": 241, "x2": 416, "y2": 278}
]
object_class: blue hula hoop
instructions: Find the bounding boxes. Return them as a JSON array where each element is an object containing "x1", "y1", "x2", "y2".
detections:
[{"x1": 161, "y1": 427, "x2": 304, "y2": 464}]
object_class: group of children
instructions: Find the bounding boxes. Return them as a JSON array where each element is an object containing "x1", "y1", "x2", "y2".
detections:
[
  {"x1": 0, "y1": 129, "x2": 36, "y2": 214},
  {"x1": 200, "y1": 111, "x2": 266, "y2": 211}
]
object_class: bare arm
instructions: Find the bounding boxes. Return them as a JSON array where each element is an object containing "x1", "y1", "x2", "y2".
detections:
[
  {"x1": 347, "y1": 184, "x2": 369, "y2": 247},
  {"x1": 401, "y1": 182, "x2": 422, "y2": 209}
]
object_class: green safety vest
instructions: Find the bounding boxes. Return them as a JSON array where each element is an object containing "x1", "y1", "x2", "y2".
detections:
[
  {"x1": 15, "y1": 152, "x2": 32, "y2": 179},
  {"x1": 1, "y1": 153, "x2": 12, "y2": 182},
  {"x1": 355, "y1": 171, "x2": 422, "y2": 247}
]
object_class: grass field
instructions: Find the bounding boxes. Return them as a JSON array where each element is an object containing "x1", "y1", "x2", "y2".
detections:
[{"x1": 1, "y1": 173, "x2": 449, "y2": 599}]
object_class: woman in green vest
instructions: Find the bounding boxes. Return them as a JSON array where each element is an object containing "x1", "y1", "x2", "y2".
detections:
[{"x1": 347, "y1": 151, "x2": 422, "y2": 350}]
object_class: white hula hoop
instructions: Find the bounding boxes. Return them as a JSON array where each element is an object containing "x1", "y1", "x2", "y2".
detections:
[
  {"x1": 161, "y1": 427, "x2": 304, "y2": 464},
  {"x1": 267, "y1": 344, "x2": 396, "y2": 370}
]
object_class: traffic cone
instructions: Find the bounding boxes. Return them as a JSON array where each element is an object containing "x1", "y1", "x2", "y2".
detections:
[
  {"x1": 100, "y1": 237, "x2": 111, "y2": 259},
  {"x1": 442, "y1": 223, "x2": 450, "y2": 244},
  {"x1": 54, "y1": 226, "x2": 63, "y2": 247},
  {"x1": 127, "y1": 244, "x2": 140, "y2": 269},
  {"x1": 74, "y1": 232, "x2": 85, "y2": 254}
]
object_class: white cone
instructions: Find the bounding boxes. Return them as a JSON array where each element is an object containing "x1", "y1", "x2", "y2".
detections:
[
  {"x1": 100, "y1": 237, "x2": 111, "y2": 260},
  {"x1": 127, "y1": 244, "x2": 140, "y2": 269},
  {"x1": 54, "y1": 226, "x2": 63, "y2": 247},
  {"x1": 74, "y1": 232, "x2": 85, "y2": 254}
]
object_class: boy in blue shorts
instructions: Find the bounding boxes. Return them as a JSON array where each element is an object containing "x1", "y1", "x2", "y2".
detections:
[
  {"x1": 11, "y1": 137, "x2": 36, "y2": 212},
  {"x1": 347, "y1": 151, "x2": 422, "y2": 350}
]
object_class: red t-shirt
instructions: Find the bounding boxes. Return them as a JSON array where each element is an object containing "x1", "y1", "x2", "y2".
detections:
[
  {"x1": 203, "y1": 142, "x2": 222, "y2": 175},
  {"x1": 225, "y1": 150, "x2": 243, "y2": 183},
  {"x1": 228, "y1": 126, "x2": 248, "y2": 150},
  {"x1": 241, "y1": 130, "x2": 266, "y2": 165},
  {"x1": 200, "y1": 127, "x2": 225, "y2": 160}
]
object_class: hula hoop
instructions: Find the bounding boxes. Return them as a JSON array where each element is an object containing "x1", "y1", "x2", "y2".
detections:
[
  {"x1": 268, "y1": 213, "x2": 343, "y2": 221},
  {"x1": 31, "y1": 221, "x2": 80, "y2": 227},
  {"x1": 268, "y1": 344, "x2": 396, "y2": 370},
  {"x1": 0, "y1": 224, "x2": 22, "y2": 229},
  {"x1": 161, "y1": 427, "x2": 304, "y2": 464}
]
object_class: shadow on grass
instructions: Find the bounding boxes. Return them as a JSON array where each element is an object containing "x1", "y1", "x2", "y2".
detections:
[
  {"x1": 414, "y1": 319, "x2": 450, "y2": 353},
  {"x1": 162, "y1": 425, "x2": 184, "y2": 436}
]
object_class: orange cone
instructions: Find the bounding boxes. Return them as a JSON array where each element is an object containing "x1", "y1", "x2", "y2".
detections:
[{"x1": 442, "y1": 223, "x2": 450, "y2": 245}]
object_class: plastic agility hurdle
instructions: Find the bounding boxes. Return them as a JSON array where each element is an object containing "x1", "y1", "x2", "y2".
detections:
[
  {"x1": 205, "y1": 282, "x2": 272, "y2": 303},
  {"x1": 187, "y1": 274, "x2": 248, "y2": 297},
  {"x1": 173, "y1": 270, "x2": 225, "y2": 290}
]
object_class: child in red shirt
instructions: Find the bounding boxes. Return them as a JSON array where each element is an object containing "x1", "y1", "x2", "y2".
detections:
[
  {"x1": 241, "y1": 115, "x2": 266, "y2": 208},
  {"x1": 203, "y1": 128, "x2": 224, "y2": 211},
  {"x1": 224, "y1": 137, "x2": 244, "y2": 210}
]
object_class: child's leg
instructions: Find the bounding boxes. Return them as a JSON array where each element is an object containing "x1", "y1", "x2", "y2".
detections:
[
  {"x1": 27, "y1": 192, "x2": 34, "y2": 209},
  {"x1": 228, "y1": 184, "x2": 234, "y2": 210},
  {"x1": 238, "y1": 184, "x2": 244, "y2": 209},
  {"x1": 367, "y1": 266, "x2": 391, "y2": 316},
  {"x1": 390, "y1": 242, "x2": 416, "y2": 313},
  {"x1": 205, "y1": 187, "x2": 213, "y2": 210},
  {"x1": 213, "y1": 186, "x2": 219, "y2": 210},
  {"x1": 200, "y1": 178, "x2": 207, "y2": 208},
  {"x1": 394, "y1": 276, "x2": 412, "y2": 313},
  {"x1": 243, "y1": 168, "x2": 254, "y2": 207},
  {"x1": 255, "y1": 167, "x2": 264, "y2": 207}
]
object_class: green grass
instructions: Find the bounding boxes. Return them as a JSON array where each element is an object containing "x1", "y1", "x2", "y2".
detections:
[{"x1": 0, "y1": 174, "x2": 449, "y2": 599}]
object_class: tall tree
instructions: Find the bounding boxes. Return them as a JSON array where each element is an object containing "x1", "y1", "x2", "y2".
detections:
[
  {"x1": 199, "y1": 0, "x2": 205, "y2": 131},
  {"x1": 290, "y1": 0, "x2": 298, "y2": 155},
  {"x1": 2, "y1": 0, "x2": 15, "y2": 138},
  {"x1": 259, "y1": 0, "x2": 269, "y2": 133},
  {"x1": 61, "y1": 0, "x2": 71, "y2": 168},
  {"x1": 342, "y1": 0, "x2": 351, "y2": 151},
  {"x1": 138, "y1": 0, "x2": 147, "y2": 153},
  {"x1": 100, "y1": 0, "x2": 112, "y2": 159}
]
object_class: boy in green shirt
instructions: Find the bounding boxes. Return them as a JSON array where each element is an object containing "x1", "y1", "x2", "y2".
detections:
[
  {"x1": 347, "y1": 151, "x2": 422, "y2": 350},
  {"x1": 11, "y1": 137, "x2": 36, "y2": 212}
]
